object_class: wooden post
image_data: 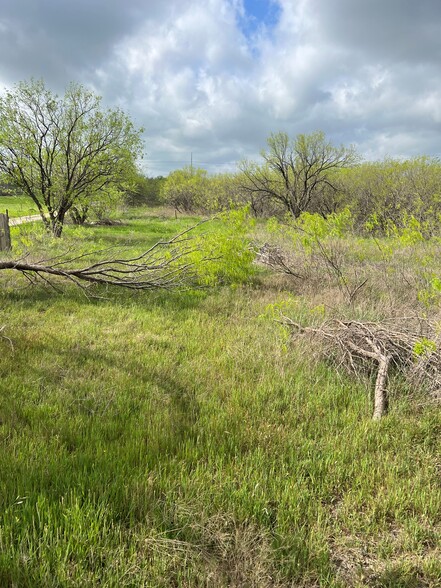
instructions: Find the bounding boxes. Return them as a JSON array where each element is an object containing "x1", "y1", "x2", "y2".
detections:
[{"x1": 0, "y1": 210, "x2": 11, "y2": 251}]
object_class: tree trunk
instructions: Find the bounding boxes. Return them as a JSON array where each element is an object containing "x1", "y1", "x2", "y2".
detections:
[
  {"x1": 51, "y1": 208, "x2": 68, "y2": 237},
  {"x1": 373, "y1": 354, "x2": 391, "y2": 420},
  {"x1": 288, "y1": 199, "x2": 302, "y2": 218},
  {"x1": 70, "y1": 206, "x2": 88, "y2": 225},
  {"x1": 51, "y1": 216, "x2": 64, "y2": 237}
]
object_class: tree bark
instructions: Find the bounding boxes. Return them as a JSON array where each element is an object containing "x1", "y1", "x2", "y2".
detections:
[{"x1": 373, "y1": 354, "x2": 391, "y2": 420}]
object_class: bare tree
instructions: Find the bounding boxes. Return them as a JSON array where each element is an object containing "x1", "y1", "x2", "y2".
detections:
[{"x1": 240, "y1": 131, "x2": 358, "y2": 218}]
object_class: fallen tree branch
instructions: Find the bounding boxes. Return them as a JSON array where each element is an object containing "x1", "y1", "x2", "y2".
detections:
[
  {"x1": 0, "y1": 325, "x2": 14, "y2": 350},
  {"x1": 372, "y1": 352, "x2": 391, "y2": 420},
  {"x1": 281, "y1": 316, "x2": 441, "y2": 419},
  {"x1": 255, "y1": 242, "x2": 303, "y2": 279},
  {"x1": 0, "y1": 221, "x2": 212, "y2": 292}
]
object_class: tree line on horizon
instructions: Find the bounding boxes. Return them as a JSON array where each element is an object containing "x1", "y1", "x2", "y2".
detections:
[
  {"x1": 158, "y1": 137, "x2": 441, "y2": 236},
  {"x1": 1, "y1": 78, "x2": 441, "y2": 237}
]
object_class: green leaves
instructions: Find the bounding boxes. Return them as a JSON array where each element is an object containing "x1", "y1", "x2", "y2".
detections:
[
  {"x1": 183, "y1": 207, "x2": 256, "y2": 286},
  {"x1": 0, "y1": 79, "x2": 143, "y2": 236},
  {"x1": 160, "y1": 166, "x2": 209, "y2": 212},
  {"x1": 413, "y1": 337, "x2": 437, "y2": 357},
  {"x1": 346, "y1": 157, "x2": 441, "y2": 233}
]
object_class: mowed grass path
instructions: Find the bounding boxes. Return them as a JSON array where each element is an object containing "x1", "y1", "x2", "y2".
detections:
[{"x1": 0, "y1": 211, "x2": 440, "y2": 587}]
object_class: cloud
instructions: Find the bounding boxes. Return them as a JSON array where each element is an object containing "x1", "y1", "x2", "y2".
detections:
[
  {"x1": 1, "y1": 0, "x2": 441, "y2": 173},
  {"x1": 0, "y1": 0, "x2": 169, "y2": 87},
  {"x1": 313, "y1": 0, "x2": 441, "y2": 65}
]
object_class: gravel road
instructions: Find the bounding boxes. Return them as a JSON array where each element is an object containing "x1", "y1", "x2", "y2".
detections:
[{"x1": 9, "y1": 214, "x2": 41, "y2": 226}]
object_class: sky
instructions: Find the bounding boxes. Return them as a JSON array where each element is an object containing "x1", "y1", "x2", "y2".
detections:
[{"x1": 1, "y1": 0, "x2": 441, "y2": 176}]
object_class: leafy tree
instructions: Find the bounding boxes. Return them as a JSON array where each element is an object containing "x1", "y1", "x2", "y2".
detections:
[
  {"x1": 0, "y1": 79, "x2": 143, "y2": 236},
  {"x1": 160, "y1": 166, "x2": 209, "y2": 212},
  {"x1": 125, "y1": 172, "x2": 165, "y2": 207},
  {"x1": 342, "y1": 157, "x2": 441, "y2": 233},
  {"x1": 185, "y1": 206, "x2": 256, "y2": 285},
  {"x1": 207, "y1": 172, "x2": 251, "y2": 212},
  {"x1": 240, "y1": 131, "x2": 358, "y2": 218}
]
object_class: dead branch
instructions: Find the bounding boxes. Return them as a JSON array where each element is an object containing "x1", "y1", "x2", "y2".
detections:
[
  {"x1": 0, "y1": 325, "x2": 14, "y2": 350},
  {"x1": 255, "y1": 243, "x2": 303, "y2": 278},
  {"x1": 373, "y1": 353, "x2": 390, "y2": 420},
  {"x1": 255, "y1": 237, "x2": 369, "y2": 305},
  {"x1": 281, "y1": 316, "x2": 441, "y2": 419},
  {"x1": 0, "y1": 222, "x2": 212, "y2": 292}
]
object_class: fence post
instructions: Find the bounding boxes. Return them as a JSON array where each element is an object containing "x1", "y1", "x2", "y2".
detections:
[{"x1": 0, "y1": 210, "x2": 12, "y2": 251}]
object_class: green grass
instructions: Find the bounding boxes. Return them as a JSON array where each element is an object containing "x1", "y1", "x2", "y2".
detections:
[
  {"x1": 0, "y1": 195, "x2": 39, "y2": 218},
  {"x1": 0, "y1": 211, "x2": 440, "y2": 587}
]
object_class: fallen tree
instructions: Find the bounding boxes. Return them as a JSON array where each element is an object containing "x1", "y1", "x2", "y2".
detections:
[
  {"x1": 0, "y1": 223, "x2": 211, "y2": 293},
  {"x1": 281, "y1": 316, "x2": 441, "y2": 419}
]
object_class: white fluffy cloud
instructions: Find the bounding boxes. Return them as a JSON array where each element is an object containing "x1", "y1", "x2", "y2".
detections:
[{"x1": 1, "y1": 0, "x2": 441, "y2": 174}]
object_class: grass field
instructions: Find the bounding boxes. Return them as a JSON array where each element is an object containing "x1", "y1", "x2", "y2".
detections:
[
  {"x1": 0, "y1": 209, "x2": 440, "y2": 587},
  {"x1": 0, "y1": 195, "x2": 39, "y2": 218}
]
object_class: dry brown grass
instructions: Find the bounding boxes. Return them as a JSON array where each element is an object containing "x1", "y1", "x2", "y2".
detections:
[
  {"x1": 329, "y1": 523, "x2": 441, "y2": 587},
  {"x1": 254, "y1": 227, "x2": 441, "y2": 318},
  {"x1": 139, "y1": 510, "x2": 288, "y2": 587}
]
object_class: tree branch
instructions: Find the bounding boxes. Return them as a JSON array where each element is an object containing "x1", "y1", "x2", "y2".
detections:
[{"x1": 0, "y1": 222, "x2": 212, "y2": 293}]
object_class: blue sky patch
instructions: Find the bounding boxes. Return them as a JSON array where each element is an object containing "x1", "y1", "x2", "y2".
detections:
[{"x1": 240, "y1": 0, "x2": 281, "y2": 38}]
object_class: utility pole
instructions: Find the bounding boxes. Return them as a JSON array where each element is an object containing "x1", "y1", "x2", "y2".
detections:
[{"x1": 190, "y1": 152, "x2": 193, "y2": 175}]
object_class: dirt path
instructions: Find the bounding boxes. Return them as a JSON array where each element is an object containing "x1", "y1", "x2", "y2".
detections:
[{"x1": 9, "y1": 214, "x2": 41, "y2": 226}]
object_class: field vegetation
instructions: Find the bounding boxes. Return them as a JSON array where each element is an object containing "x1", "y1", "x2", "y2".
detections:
[
  {"x1": 0, "y1": 195, "x2": 39, "y2": 218},
  {"x1": 0, "y1": 198, "x2": 440, "y2": 586},
  {"x1": 1, "y1": 99, "x2": 441, "y2": 586}
]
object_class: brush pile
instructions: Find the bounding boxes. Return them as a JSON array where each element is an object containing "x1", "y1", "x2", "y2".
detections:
[{"x1": 282, "y1": 316, "x2": 441, "y2": 419}]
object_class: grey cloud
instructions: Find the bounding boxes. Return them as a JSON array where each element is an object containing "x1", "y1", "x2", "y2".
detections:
[
  {"x1": 1, "y1": 0, "x2": 441, "y2": 172},
  {"x1": 0, "y1": 0, "x2": 173, "y2": 87},
  {"x1": 311, "y1": 0, "x2": 441, "y2": 64}
]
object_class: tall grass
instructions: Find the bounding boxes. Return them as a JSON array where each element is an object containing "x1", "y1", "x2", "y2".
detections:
[{"x1": 0, "y1": 210, "x2": 440, "y2": 586}]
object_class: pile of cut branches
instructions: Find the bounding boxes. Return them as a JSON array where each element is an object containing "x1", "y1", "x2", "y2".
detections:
[{"x1": 281, "y1": 316, "x2": 441, "y2": 419}]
